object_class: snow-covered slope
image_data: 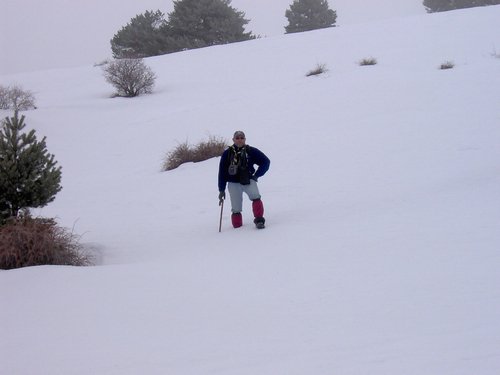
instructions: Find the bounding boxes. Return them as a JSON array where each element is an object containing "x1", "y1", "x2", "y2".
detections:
[
  {"x1": 1, "y1": 6, "x2": 500, "y2": 375},
  {"x1": 1, "y1": 0, "x2": 425, "y2": 74}
]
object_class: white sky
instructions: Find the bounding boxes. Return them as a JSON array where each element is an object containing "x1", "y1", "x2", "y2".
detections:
[{"x1": 0, "y1": 0, "x2": 424, "y2": 75}]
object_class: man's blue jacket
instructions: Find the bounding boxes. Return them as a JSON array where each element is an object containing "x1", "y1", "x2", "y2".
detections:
[{"x1": 218, "y1": 145, "x2": 270, "y2": 192}]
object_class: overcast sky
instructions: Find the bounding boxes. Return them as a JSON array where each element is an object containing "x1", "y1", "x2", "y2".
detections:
[{"x1": 0, "y1": 0, "x2": 424, "y2": 76}]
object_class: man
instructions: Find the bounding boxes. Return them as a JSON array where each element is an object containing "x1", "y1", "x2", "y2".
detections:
[{"x1": 218, "y1": 131, "x2": 270, "y2": 229}]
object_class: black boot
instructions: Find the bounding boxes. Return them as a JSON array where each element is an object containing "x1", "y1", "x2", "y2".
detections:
[{"x1": 254, "y1": 217, "x2": 265, "y2": 229}]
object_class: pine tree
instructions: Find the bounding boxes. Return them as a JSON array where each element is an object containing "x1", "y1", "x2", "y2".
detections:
[
  {"x1": 285, "y1": 0, "x2": 337, "y2": 34},
  {"x1": 0, "y1": 113, "x2": 62, "y2": 224},
  {"x1": 111, "y1": 10, "x2": 170, "y2": 59},
  {"x1": 167, "y1": 0, "x2": 254, "y2": 51},
  {"x1": 423, "y1": 0, "x2": 500, "y2": 13}
]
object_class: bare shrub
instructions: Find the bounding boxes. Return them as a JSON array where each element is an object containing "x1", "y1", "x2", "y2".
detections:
[
  {"x1": 0, "y1": 85, "x2": 36, "y2": 111},
  {"x1": 0, "y1": 86, "x2": 9, "y2": 109},
  {"x1": 163, "y1": 136, "x2": 227, "y2": 171},
  {"x1": 163, "y1": 141, "x2": 192, "y2": 171},
  {"x1": 306, "y1": 63, "x2": 328, "y2": 77},
  {"x1": 192, "y1": 136, "x2": 228, "y2": 162},
  {"x1": 102, "y1": 58, "x2": 156, "y2": 97},
  {"x1": 359, "y1": 57, "x2": 378, "y2": 66},
  {"x1": 0, "y1": 216, "x2": 93, "y2": 270},
  {"x1": 440, "y1": 61, "x2": 455, "y2": 70}
]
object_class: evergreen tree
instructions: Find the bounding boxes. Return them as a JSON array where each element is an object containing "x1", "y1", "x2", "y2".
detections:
[
  {"x1": 285, "y1": 0, "x2": 337, "y2": 34},
  {"x1": 111, "y1": 10, "x2": 170, "y2": 59},
  {"x1": 0, "y1": 113, "x2": 62, "y2": 224},
  {"x1": 167, "y1": 0, "x2": 254, "y2": 51},
  {"x1": 423, "y1": 0, "x2": 500, "y2": 13}
]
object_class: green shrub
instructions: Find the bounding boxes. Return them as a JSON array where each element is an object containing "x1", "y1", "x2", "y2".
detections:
[
  {"x1": 1, "y1": 113, "x2": 62, "y2": 224},
  {"x1": 163, "y1": 135, "x2": 227, "y2": 171},
  {"x1": 167, "y1": 0, "x2": 255, "y2": 51},
  {"x1": 110, "y1": 2, "x2": 255, "y2": 59},
  {"x1": 285, "y1": 0, "x2": 337, "y2": 34},
  {"x1": 424, "y1": 0, "x2": 500, "y2": 13}
]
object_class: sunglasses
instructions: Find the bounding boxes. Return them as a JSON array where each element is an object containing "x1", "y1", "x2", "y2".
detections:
[{"x1": 234, "y1": 137, "x2": 245, "y2": 140}]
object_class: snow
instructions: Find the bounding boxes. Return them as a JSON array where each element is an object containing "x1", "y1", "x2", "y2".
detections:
[{"x1": 1, "y1": 5, "x2": 500, "y2": 375}]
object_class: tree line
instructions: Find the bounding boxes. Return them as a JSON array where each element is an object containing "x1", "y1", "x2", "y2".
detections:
[
  {"x1": 423, "y1": 0, "x2": 500, "y2": 13},
  {"x1": 111, "y1": 0, "x2": 337, "y2": 59},
  {"x1": 111, "y1": 0, "x2": 499, "y2": 60}
]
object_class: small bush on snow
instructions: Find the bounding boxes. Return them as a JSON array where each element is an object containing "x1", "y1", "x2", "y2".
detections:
[
  {"x1": 163, "y1": 136, "x2": 228, "y2": 171},
  {"x1": 306, "y1": 63, "x2": 328, "y2": 77},
  {"x1": 0, "y1": 216, "x2": 93, "y2": 270},
  {"x1": 102, "y1": 58, "x2": 156, "y2": 97},
  {"x1": 359, "y1": 57, "x2": 378, "y2": 66},
  {"x1": 439, "y1": 61, "x2": 455, "y2": 70},
  {"x1": 0, "y1": 85, "x2": 36, "y2": 111}
]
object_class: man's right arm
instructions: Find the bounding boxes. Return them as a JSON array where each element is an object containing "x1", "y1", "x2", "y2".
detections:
[{"x1": 218, "y1": 149, "x2": 228, "y2": 192}]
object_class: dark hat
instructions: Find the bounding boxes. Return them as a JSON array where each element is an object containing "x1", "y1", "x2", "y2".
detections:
[{"x1": 233, "y1": 131, "x2": 246, "y2": 138}]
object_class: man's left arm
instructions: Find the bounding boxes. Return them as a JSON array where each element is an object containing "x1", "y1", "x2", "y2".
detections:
[{"x1": 252, "y1": 148, "x2": 270, "y2": 180}]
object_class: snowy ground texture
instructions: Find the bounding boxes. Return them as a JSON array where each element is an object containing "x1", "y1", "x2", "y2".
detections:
[{"x1": 1, "y1": 5, "x2": 500, "y2": 375}]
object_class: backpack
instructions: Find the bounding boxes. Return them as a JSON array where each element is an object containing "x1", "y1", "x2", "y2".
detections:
[{"x1": 227, "y1": 145, "x2": 251, "y2": 185}]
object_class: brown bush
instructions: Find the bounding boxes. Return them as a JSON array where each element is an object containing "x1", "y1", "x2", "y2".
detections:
[
  {"x1": 102, "y1": 58, "x2": 156, "y2": 97},
  {"x1": 163, "y1": 135, "x2": 227, "y2": 171},
  {"x1": 0, "y1": 217, "x2": 93, "y2": 270},
  {"x1": 192, "y1": 136, "x2": 228, "y2": 162}
]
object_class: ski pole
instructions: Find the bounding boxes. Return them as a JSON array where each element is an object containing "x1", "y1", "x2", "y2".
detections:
[{"x1": 218, "y1": 198, "x2": 224, "y2": 232}]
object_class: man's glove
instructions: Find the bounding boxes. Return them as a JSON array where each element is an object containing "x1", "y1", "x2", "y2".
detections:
[{"x1": 218, "y1": 191, "x2": 226, "y2": 201}]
